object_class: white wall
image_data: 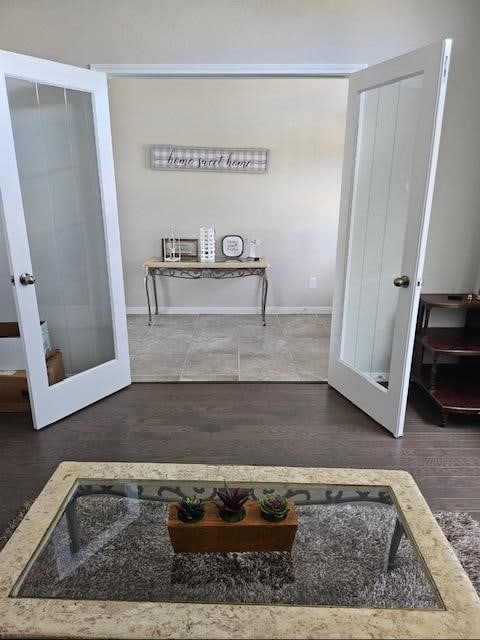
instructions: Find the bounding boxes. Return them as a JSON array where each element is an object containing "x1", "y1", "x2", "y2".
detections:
[
  {"x1": 109, "y1": 77, "x2": 347, "y2": 311},
  {"x1": 0, "y1": 0, "x2": 479, "y2": 300}
]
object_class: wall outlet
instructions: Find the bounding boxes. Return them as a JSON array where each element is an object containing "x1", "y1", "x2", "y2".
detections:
[{"x1": 308, "y1": 277, "x2": 317, "y2": 289}]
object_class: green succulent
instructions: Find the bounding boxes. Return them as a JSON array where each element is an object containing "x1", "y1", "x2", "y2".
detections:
[
  {"x1": 215, "y1": 483, "x2": 250, "y2": 522},
  {"x1": 176, "y1": 496, "x2": 204, "y2": 523},
  {"x1": 259, "y1": 494, "x2": 289, "y2": 522}
]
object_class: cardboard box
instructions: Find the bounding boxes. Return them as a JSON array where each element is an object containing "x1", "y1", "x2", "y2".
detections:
[
  {"x1": 0, "y1": 321, "x2": 51, "y2": 371},
  {"x1": 0, "y1": 349, "x2": 65, "y2": 413}
]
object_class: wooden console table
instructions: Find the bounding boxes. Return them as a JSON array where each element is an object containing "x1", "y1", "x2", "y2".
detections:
[{"x1": 143, "y1": 257, "x2": 269, "y2": 326}]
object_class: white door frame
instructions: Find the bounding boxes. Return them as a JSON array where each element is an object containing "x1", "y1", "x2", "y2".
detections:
[
  {"x1": 90, "y1": 62, "x2": 365, "y2": 317},
  {"x1": 89, "y1": 63, "x2": 366, "y2": 78}
]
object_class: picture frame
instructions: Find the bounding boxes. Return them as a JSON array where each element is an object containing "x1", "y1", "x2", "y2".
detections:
[
  {"x1": 162, "y1": 238, "x2": 198, "y2": 261},
  {"x1": 222, "y1": 235, "x2": 244, "y2": 259}
]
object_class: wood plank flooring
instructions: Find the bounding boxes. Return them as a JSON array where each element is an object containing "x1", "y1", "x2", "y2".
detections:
[{"x1": 0, "y1": 382, "x2": 479, "y2": 533}]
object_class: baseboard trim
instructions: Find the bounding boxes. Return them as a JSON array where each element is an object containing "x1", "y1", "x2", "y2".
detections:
[{"x1": 126, "y1": 306, "x2": 332, "y2": 315}]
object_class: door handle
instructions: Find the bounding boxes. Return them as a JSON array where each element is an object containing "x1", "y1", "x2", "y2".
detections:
[
  {"x1": 19, "y1": 273, "x2": 36, "y2": 285},
  {"x1": 393, "y1": 275, "x2": 410, "y2": 288}
]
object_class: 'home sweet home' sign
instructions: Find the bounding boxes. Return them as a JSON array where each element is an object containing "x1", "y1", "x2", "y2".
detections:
[{"x1": 150, "y1": 144, "x2": 269, "y2": 174}]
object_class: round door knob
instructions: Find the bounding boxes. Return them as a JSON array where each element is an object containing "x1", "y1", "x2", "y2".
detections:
[
  {"x1": 393, "y1": 275, "x2": 410, "y2": 288},
  {"x1": 19, "y1": 273, "x2": 36, "y2": 285}
]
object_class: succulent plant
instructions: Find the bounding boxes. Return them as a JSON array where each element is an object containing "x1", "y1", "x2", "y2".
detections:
[
  {"x1": 215, "y1": 483, "x2": 250, "y2": 522},
  {"x1": 259, "y1": 494, "x2": 289, "y2": 522},
  {"x1": 176, "y1": 496, "x2": 205, "y2": 523}
]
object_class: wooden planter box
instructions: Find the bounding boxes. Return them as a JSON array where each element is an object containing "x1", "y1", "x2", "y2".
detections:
[{"x1": 167, "y1": 500, "x2": 297, "y2": 553}]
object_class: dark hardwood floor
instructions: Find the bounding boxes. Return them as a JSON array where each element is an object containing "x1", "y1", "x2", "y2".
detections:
[{"x1": 1, "y1": 382, "x2": 480, "y2": 532}]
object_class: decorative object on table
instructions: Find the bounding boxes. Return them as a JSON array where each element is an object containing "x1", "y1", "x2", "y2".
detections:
[
  {"x1": 167, "y1": 499, "x2": 298, "y2": 553},
  {"x1": 215, "y1": 483, "x2": 250, "y2": 522},
  {"x1": 162, "y1": 227, "x2": 181, "y2": 262},
  {"x1": 162, "y1": 238, "x2": 198, "y2": 261},
  {"x1": 175, "y1": 496, "x2": 204, "y2": 524},
  {"x1": 247, "y1": 238, "x2": 261, "y2": 260},
  {"x1": 150, "y1": 144, "x2": 269, "y2": 174},
  {"x1": 221, "y1": 235, "x2": 244, "y2": 259},
  {"x1": 199, "y1": 227, "x2": 215, "y2": 262},
  {"x1": 259, "y1": 494, "x2": 290, "y2": 522}
]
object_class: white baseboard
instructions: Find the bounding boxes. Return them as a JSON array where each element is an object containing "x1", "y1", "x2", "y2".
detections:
[{"x1": 126, "y1": 306, "x2": 332, "y2": 315}]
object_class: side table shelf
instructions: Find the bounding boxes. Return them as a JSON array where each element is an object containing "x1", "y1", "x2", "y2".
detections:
[{"x1": 411, "y1": 294, "x2": 480, "y2": 427}]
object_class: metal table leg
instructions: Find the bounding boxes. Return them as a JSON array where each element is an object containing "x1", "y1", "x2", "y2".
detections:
[
  {"x1": 261, "y1": 270, "x2": 268, "y2": 326},
  {"x1": 144, "y1": 268, "x2": 153, "y2": 326},
  {"x1": 385, "y1": 517, "x2": 405, "y2": 571},
  {"x1": 152, "y1": 271, "x2": 159, "y2": 316}
]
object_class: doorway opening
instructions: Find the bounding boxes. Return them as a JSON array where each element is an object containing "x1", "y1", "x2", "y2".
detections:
[{"x1": 107, "y1": 75, "x2": 348, "y2": 381}]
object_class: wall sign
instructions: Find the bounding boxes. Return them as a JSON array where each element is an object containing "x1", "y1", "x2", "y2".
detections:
[{"x1": 150, "y1": 144, "x2": 269, "y2": 174}]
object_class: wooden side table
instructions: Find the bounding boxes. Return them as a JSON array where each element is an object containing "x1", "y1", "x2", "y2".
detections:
[
  {"x1": 412, "y1": 294, "x2": 480, "y2": 427},
  {"x1": 143, "y1": 257, "x2": 270, "y2": 325}
]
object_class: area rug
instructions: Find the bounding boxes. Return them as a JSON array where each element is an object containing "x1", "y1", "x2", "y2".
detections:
[{"x1": 2, "y1": 497, "x2": 479, "y2": 608}]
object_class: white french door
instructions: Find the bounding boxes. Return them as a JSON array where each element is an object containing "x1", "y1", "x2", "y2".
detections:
[
  {"x1": 0, "y1": 50, "x2": 130, "y2": 429},
  {"x1": 328, "y1": 40, "x2": 451, "y2": 437}
]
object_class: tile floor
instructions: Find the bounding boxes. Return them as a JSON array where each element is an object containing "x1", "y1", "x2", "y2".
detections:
[{"x1": 128, "y1": 314, "x2": 331, "y2": 382}]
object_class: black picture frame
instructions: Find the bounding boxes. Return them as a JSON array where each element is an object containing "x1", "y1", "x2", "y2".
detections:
[{"x1": 222, "y1": 235, "x2": 244, "y2": 258}]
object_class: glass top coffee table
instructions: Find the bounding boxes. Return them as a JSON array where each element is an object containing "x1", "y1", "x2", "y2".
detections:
[{"x1": 0, "y1": 463, "x2": 478, "y2": 638}]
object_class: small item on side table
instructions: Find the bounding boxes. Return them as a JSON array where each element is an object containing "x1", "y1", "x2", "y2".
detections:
[
  {"x1": 222, "y1": 235, "x2": 244, "y2": 259},
  {"x1": 199, "y1": 227, "x2": 215, "y2": 262},
  {"x1": 247, "y1": 238, "x2": 261, "y2": 260},
  {"x1": 162, "y1": 227, "x2": 181, "y2": 262}
]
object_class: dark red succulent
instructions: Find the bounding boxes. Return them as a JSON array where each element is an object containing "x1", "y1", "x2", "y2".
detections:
[{"x1": 215, "y1": 483, "x2": 250, "y2": 522}]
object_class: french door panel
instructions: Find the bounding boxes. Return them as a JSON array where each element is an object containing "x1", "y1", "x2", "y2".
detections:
[
  {"x1": 328, "y1": 40, "x2": 451, "y2": 437},
  {"x1": 0, "y1": 50, "x2": 130, "y2": 429}
]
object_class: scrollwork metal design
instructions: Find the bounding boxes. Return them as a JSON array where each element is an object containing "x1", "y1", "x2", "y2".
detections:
[
  {"x1": 152, "y1": 267, "x2": 264, "y2": 279},
  {"x1": 75, "y1": 483, "x2": 392, "y2": 506}
]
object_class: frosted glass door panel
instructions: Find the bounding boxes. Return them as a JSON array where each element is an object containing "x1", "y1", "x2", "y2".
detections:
[
  {"x1": 340, "y1": 75, "x2": 423, "y2": 385},
  {"x1": 6, "y1": 78, "x2": 115, "y2": 376}
]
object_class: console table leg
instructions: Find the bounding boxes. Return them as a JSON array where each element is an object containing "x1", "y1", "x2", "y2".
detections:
[
  {"x1": 440, "y1": 410, "x2": 448, "y2": 428},
  {"x1": 152, "y1": 273, "x2": 159, "y2": 315},
  {"x1": 261, "y1": 272, "x2": 268, "y2": 326},
  {"x1": 145, "y1": 271, "x2": 153, "y2": 326}
]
